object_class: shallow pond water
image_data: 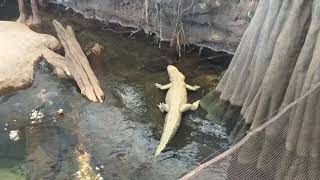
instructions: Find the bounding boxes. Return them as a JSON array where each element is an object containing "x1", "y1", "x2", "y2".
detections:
[{"x1": 0, "y1": 2, "x2": 234, "y2": 179}]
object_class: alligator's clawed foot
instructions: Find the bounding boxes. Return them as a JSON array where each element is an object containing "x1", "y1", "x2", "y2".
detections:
[
  {"x1": 180, "y1": 100, "x2": 201, "y2": 112},
  {"x1": 154, "y1": 83, "x2": 162, "y2": 89},
  {"x1": 193, "y1": 85, "x2": 200, "y2": 90},
  {"x1": 158, "y1": 102, "x2": 169, "y2": 113},
  {"x1": 154, "y1": 83, "x2": 171, "y2": 90},
  {"x1": 186, "y1": 84, "x2": 201, "y2": 91},
  {"x1": 191, "y1": 100, "x2": 200, "y2": 111}
]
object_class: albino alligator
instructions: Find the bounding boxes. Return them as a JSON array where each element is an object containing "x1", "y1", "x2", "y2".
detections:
[{"x1": 154, "y1": 65, "x2": 200, "y2": 156}]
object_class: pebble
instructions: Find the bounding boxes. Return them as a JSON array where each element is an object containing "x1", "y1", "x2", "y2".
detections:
[
  {"x1": 9, "y1": 130, "x2": 20, "y2": 141},
  {"x1": 30, "y1": 109, "x2": 44, "y2": 120},
  {"x1": 57, "y1": 108, "x2": 64, "y2": 116}
]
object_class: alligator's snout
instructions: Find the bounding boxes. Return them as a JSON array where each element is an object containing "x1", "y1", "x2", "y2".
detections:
[
  {"x1": 167, "y1": 65, "x2": 185, "y2": 82},
  {"x1": 167, "y1": 65, "x2": 177, "y2": 78}
]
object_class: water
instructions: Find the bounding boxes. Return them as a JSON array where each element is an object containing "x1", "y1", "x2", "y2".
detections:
[{"x1": 0, "y1": 2, "x2": 232, "y2": 179}]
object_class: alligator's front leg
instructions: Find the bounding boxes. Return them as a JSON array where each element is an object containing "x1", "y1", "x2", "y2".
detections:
[
  {"x1": 186, "y1": 84, "x2": 200, "y2": 91},
  {"x1": 154, "y1": 83, "x2": 171, "y2": 90},
  {"x1": 180, "y1": 100, "x2": 200, "y2": 112},
  {"x1": 157, "y1": 102, "x2": 169, "y2": 113}
]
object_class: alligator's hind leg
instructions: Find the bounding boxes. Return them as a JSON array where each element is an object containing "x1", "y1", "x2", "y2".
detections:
[
  {"x1": 154, "y1": 83, "x2": 171, "y2": 90},
  {"x1": 158, "y1": 103, "x2": 169, "y2": 113},
  {"x1": 180, "y1": 100, "x2": 200, "y2": 112}
]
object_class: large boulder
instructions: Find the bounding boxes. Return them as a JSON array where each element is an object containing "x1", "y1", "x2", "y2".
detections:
[{"x1": 0, "y1": 21, "x2": 69, "y2": 95}]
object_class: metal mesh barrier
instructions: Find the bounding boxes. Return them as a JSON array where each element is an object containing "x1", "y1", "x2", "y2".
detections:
[{"x1": 181, "y1": 82, "x2": 320, "y2": 180}]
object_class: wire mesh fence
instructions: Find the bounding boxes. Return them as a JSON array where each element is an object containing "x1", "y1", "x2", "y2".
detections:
[{"x1": 181, "y1": 82, "x2": 320, "y2": 180}]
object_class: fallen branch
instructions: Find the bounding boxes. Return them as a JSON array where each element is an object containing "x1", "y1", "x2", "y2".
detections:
[{"x1": 52, "y1": 20, "x2": 105, "y2": 103}]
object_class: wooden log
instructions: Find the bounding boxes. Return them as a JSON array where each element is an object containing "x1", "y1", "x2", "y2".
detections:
[{"x1": 52, "y1": 20, "x2": 105, "y2": 103}]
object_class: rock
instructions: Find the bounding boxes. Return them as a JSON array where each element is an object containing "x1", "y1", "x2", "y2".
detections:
[
  {"x1": 86, "y1": 43, "x2": 107, "y2": 77},
  {"x1": 9, "y1": 130, "x2": 20, "y2": 141},
  {"x1": 30, "y1": 109, "x2": 44, "y2": 120},
  {"x1": 0, "y1": 21, "x2": 70, "y2": 96},
  {"x1": 57, "y1": 108, "x2": 64, "y2": 116},
  {"x1": 0, "y1": 20, "x2": 104, "y2": 103},
  {"x1": 85, "y1": 43, "x2": 105, "y2": 57},
  {"x1": 50, "y1": 0, "x2": 258, "y2": 53}
]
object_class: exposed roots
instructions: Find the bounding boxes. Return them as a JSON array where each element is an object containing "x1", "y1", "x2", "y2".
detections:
[
  {"x1": 170, "y1": 0, "x2": 195, "y2": 58},
  {"x1": 144, "y1": 0, "x2": 149, "y2": 24}
]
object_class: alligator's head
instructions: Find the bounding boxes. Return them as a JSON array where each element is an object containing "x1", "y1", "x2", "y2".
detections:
[{"x1": 167, "y1": 65, "x2": 185, "y2": 82}]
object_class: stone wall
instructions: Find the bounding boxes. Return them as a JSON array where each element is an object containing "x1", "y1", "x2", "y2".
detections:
[{"x1": 50, "y1": 0, "x2": 258, "y2": 53}]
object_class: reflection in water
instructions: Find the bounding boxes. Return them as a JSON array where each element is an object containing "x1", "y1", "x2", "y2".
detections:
[
  {"x1": 114, "y1": 84, "x2": 147, "y2": 114},
  {"x1": 0, "y1": 72, "x2": 80, "y2": 179},
  {"x1": 0, "y1": 3, "x2": 235, "y2": 180}
]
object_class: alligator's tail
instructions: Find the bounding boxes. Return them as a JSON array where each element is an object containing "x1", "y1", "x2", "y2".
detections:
[
  {"x1": 155, "y1": 133, "x2": 172, "y2": 156},
  {"x1": 155, "y1": 145, "x2": 165, "y2": 156},
  {"x1": 155, "y1": 111, "x2": 181, "y2": 156}
]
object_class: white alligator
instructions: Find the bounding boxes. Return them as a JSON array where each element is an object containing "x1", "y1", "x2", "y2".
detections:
[{"x1": 154, "y1": 65, "x2": 200, "y2": 156}]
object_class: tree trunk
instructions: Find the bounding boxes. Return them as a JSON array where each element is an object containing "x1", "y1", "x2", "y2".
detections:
[{"x1": 201, "y1": 0, "x2": 320, "y2": 179}]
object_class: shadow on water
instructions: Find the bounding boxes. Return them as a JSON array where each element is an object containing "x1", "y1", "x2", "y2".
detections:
[{"x1": 0, "y1": 2, "x2": 239, "y2": 179}]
